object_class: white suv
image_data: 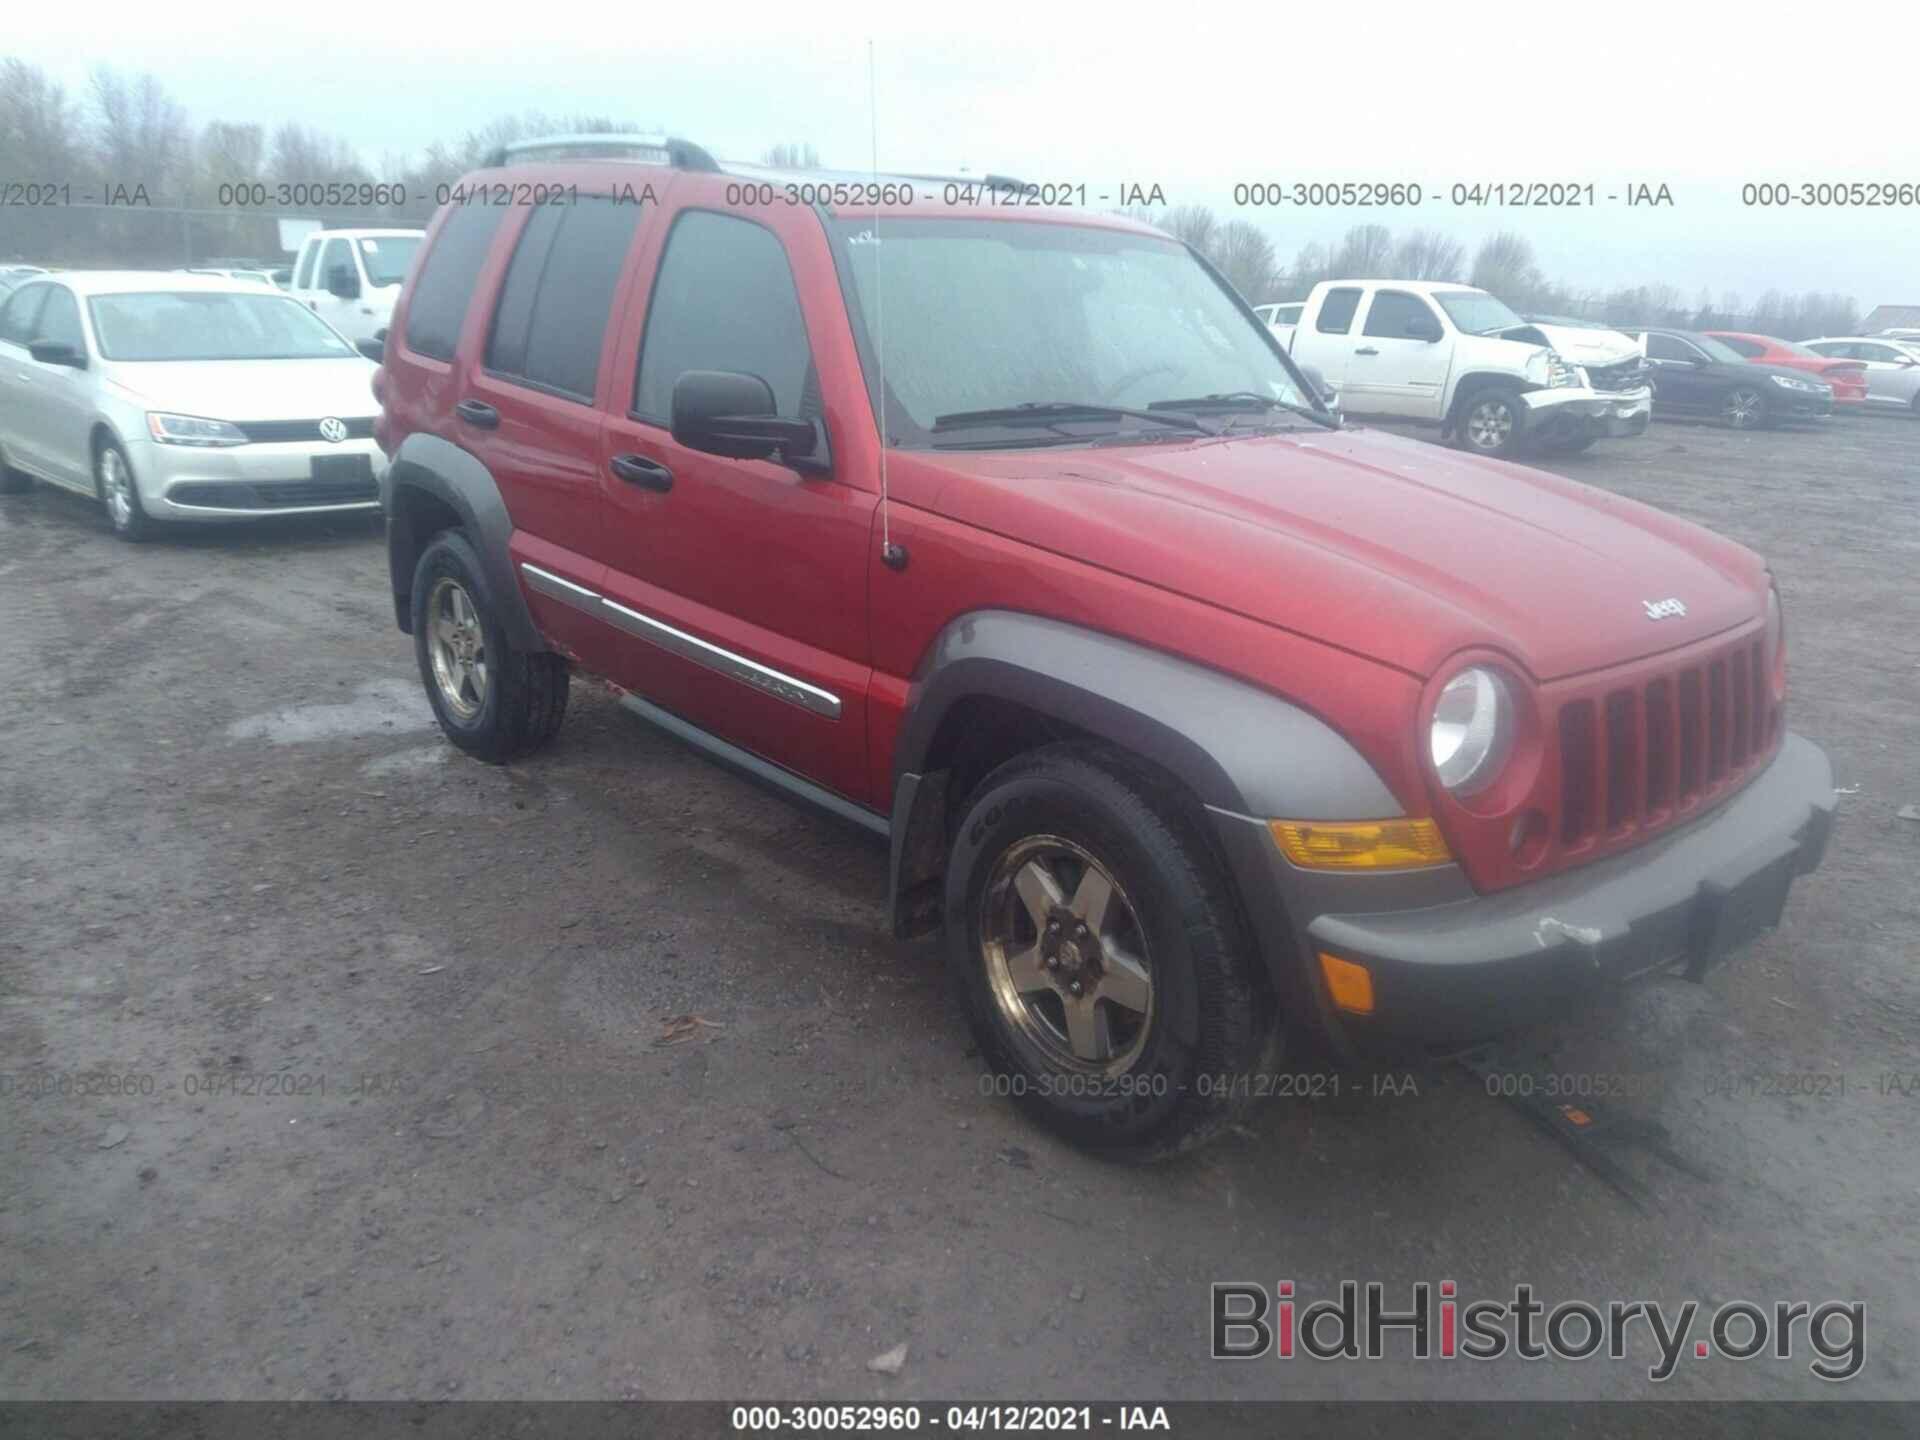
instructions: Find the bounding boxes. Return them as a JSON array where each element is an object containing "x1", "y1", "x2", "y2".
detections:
[{"x1": 288, "y1": 228, "x2": 426, "y2": 345}]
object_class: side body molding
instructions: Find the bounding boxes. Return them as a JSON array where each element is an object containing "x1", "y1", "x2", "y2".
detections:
[
  {"x1": 383, "y1": 431, "x2": 544, "y2": 652},
  {"x1": 887, "y1": 610, "x2": 1404, "y2": 936}
]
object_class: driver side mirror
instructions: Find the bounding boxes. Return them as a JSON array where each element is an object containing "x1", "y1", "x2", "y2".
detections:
[
  {"x1": 671, "y1": 370, "x2": 823, "y2": 470},
  {"x1": 325, "y1": 263, "x2": 361, "y2": 301},
  {"x1": 28, "y1": 340, "x2": 85, "y2": 369}
]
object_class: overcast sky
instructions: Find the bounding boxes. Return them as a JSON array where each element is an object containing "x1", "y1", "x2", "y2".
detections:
[{"x1": 14, "y1": 2, "x2": 1917, "y2": 303}]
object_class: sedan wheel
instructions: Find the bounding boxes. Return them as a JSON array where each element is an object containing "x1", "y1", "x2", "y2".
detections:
[
  {"x1": 95, "y1": 441, "x2": 149, "y2": 541},
  {"x1": 1722, "y1": 386, "x2": 1767, "y2": 430}
]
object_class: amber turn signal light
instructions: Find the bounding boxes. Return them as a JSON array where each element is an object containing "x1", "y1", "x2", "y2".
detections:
[
  {"x1": 1317, "y1": 952, "x2": 1375, "y2": 1015},
  {"x1": 1269, "y1": 817, "x2": 1451, "y2": 871}
]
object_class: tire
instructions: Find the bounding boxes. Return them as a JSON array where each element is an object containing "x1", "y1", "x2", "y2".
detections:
[
  {"x1": 1721, "y1": 385, "x2": 1768, "y2": 430},
  {"x1": 0, "y1": 436, "x2": 29, "y2": 494},
  {"x1": 1455, "y1": 387, "x2": 1524, "y2": 458},
  {"x1": 410, "y1": 530, "x2": 569, "y2": 763},
  {"x1": 94, "y1": 437, "x2": 149, "y2": 541},
  {"x1": 944, "y1": 742, "x2": 1271, "y2": 1160}
]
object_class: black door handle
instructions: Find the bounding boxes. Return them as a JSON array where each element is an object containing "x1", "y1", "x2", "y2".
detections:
[
  {"x1": 610, "y1": 453, "x2": 673, "y2": 492},
  {"x1": 454, "y1": 399, "x2": 500, "y2": 429},
  {"x1": 1354, "y1": 346, "x2": 1380, "y2": 356}
]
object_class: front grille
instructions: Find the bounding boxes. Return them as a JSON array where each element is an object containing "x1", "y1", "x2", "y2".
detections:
[
  {"x1": 1555, "y1": 632, "x2": 1775, "y2": 852},
  {"x1": 234, "y1": 418, "x2": 376, "y2": 443},
  {"x1": 1585, "y1": 359, "x2": 1651, "y2": 393},
  {"x1": 168, "y1": 476, "x2": 378, "y2": 510}
]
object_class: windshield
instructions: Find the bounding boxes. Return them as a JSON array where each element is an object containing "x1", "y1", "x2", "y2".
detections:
[
  {"x1": 827, "y1": 217, "x2": 1313, "y2": 446},
  {"x1": 88, "y1": 291, "x2": 358, "y2": 361},
  {"x1": 357, "y1": 235, "x2": 422, "y2": 287},
  {"x1": 1691, "y1": 334, "x2": 1748, "y2": 364},
  {"x1": 1433, "y1": 289, "x2": 1524, "y2": 334}
]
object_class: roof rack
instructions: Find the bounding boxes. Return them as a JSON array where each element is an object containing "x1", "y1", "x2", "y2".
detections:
[{"x1": 484, "y1": 133, "x2": 720, "y2": 172}]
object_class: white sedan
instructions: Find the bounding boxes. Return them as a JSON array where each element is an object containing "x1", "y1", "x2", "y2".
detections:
[
  {"x1": 1801, "y1": 337, "x2": 1920, "y2": 414},
  {"x1": 0, "y1": 271, "x2": 385, "y2": 541}
]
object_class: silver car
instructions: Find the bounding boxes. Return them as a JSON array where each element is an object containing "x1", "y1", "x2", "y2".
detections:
[
  {"x1": 0, "y1": 271, "x2": 385, "y2": 540},
  {"x1": 1802, "y1": 337, "x2": 1920, "y2": 414}
]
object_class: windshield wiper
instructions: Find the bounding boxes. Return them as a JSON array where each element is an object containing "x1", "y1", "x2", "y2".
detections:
[
  {"x1": 932, "y1": 401, "x2": 1215, "y2": 437},
  {"x1": 1147, "y1": 391, "x2": 1339, "y2": 431}
]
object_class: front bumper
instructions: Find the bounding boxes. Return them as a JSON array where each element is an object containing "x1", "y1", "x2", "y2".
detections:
[
  {"x1": 1516, "y1": 385, "x2": 1652, "y2": 439},
  {"x1": 130, "y1": 434, "x2": 387, "y2": 521},
  {"x1": 1774, "y1": 388, "x2": 1834, "y2": 420},
  {"x1": 1212, "y1": 732, "x2": 1835, "y2": 1060}
]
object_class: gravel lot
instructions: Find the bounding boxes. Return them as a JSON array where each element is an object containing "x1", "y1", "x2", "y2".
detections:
[{"x1": 2, "y1": 411, "x2": 1916, "y2": 1407}]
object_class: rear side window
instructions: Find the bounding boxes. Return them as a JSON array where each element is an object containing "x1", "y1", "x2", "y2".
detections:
[
  {"x1": 319, "y1": 238, "x2": 354, "y2": 290},
  {"x1": 1361, "y1": 290, "x2": 1437, "y2": 339},
  {"x1": 633, "y1": 211, "x2": 812, "y2": 421},
  {"x1": 293, "y1": 241, "x2": 318, "y2": 291},
  {"x1": 1317, "y1": 287, "x2": 1362, "y2": 334},
  {"x1": 0, "y1": 284, "x2": 48, "y2": 345},
  {"x1": 486, "y1": 198, "x2": 644, "y2": 401},
  {"x1": 405, "y1": 203, "x2": 509, "y2": 361},
  {"x1": 1718, "y1": 336, "x2": 1763, "y2": 358}
]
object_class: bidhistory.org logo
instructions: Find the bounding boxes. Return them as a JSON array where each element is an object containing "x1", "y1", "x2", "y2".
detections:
[{"x1": 1211, "y1": 1280, "x2": 1864, "y2": 1382}]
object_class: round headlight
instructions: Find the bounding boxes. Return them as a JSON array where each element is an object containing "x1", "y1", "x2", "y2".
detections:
[{"x1": 1430, "y1": 666, "x2": 1515, "y2": 796}]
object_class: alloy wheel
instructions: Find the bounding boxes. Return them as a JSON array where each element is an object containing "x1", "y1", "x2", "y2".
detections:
[
  {"x1": 427, "y1": 577, "x2": 490, "y2": 721},
  {"x1": 1723, "y1": 387, "x2": 1764, "y2": 429},
  {"x1": 1466, "y1": 398, "x2": 1514, "y2": 452},
  {"x1": 979, "y1": 835, "x2": 1154, "y2": 1074},
  {"x1": 99, "y1": 447, "x2": 135, "y2": 529}
]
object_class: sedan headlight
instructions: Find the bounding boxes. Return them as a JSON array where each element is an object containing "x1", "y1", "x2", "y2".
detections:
[
  {"x1": 1430, "y1": 666, "x2": 1515, "y2": 796},
  {"x1": 1767, "y1": 373, "x2": 1820, "y2": 393},
  {"x1": 147, "y1": 412, "x2": 249, "y2": 447}
]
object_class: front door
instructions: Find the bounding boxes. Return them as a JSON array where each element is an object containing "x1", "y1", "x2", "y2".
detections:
[
  {"x1": 1345, "y1": 288, "x2": 1452, "y2": 419},
  {"x1": 596, "y1": 202, "x2": 877, "y2": 805}
]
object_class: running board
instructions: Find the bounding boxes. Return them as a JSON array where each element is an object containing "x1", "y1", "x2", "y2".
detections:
[{"x1": 617, "y1": 693, "x2": 890, "y2": 840}]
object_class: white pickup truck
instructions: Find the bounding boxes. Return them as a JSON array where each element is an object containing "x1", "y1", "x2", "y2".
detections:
[
  {"x1": 288, "y1": 228, "x2": 426, "y2": 347},
  {"x1": 1286, "y1": 280, "x2": 1651, "y2": 456}
]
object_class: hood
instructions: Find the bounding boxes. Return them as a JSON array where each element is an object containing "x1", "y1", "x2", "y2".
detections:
[
  {"x1": 896, "y1": 427, "x2": 1765, "y2": 682},
  {"x1": 104, "y1": 357, "x2": 380, "y2": 421},
  {"x1": 1503, "y1": 323, "x2": 1642, "y2": 367}
]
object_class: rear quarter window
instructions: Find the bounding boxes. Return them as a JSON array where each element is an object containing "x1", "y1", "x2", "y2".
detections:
[{"x1": 405, "y1": 203, "x2": 510, "y2": 362}]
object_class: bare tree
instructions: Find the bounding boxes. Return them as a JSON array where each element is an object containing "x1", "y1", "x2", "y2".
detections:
[
  {"x1": 1469, "y1": 231, "x2": 1544, "y2": 303},
  {"x1": 91, "y1": 67, "x2": 188, "y2": 193},
  {"x1": 1391, "y1": 229, "x2": 1465, "y2": 281},
  {"x1": 1212, "y1": 220, "x2": 1281, "y2": 303},
  {"x1": 1157, "y1": 205, "x2": 1220, "y2": 257},
  {"x1": 1281, "y1": 241, "x2": 1332, "y2": 299},
  {"x1": 1331, "y1": 223, "x2": 1393, "y2": 278},
  {"x1": 0, "y1": 59, "x2": 90, "y2": 261},
  {"x1": 760, "y1": 143, "x2": 820, "y2": 169}
]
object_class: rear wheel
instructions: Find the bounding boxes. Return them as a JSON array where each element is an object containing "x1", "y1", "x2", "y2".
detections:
[
  {"x1": 411, "y1": 531, "x2": 569, "y2": 763},
  {"x1": 1721, "y1": 385, "x2": 1768, "y2": 430},
  {"x1": 1456, "y1": 387, "x2": 1524, "y2": 458},
  {"x1": 945, "y1": 743, "x2": 1271, "y2": 1160}
]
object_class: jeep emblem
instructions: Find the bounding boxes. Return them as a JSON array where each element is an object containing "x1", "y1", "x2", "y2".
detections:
[
  {"x1": 1642, "y1": 597, "x2": 1687, "y2": 620},
  {"x1": 318, "y1": 417, "x2": 349, "y2": 443}
]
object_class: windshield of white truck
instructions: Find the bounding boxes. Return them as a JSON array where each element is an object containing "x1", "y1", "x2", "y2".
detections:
[{"x1": 1434, "y1": 289, "x2": 1525, "y2": 335}]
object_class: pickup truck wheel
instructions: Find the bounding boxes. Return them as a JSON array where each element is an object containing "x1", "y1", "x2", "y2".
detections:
[
  {"x1": 945, "y1": 743, "x2": 1269, "y2": 1160},
  {"x1": 1456, "y1": 388, "x2": 1523, "y2": 457},
  {"x1": 410, "y1": 531, "x2": 569, "y2": 763},
  {"x1": 1721, "y1": 385, "x2": 1768, "y2": 430}
]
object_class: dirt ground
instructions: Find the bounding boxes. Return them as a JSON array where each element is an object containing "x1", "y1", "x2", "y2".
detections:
[{"x1": 2, "y1": 410, "x2": 1917, "y2": 1406}]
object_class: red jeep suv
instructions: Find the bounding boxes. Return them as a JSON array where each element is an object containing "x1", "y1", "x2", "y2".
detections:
[{"x1": 374, "y1": 136, "x2": 1835, "y2": 1158}]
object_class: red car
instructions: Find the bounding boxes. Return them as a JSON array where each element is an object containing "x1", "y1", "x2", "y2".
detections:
[
  {"x1": 372, "y1": 139, "x2": 1834, "y2": 1158},
  {"x1": 1705, "y1": 331, "x2": 1869, "y2": 407}
]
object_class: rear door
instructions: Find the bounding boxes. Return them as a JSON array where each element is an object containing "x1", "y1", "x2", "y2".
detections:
[
  {"x1": 595, "y1": 198, "x2": 878, "y2": 805},
  {"x1": 23, "y1": 284, "x2": 95, "y2": 487},
  {"x1": 1290, "y1": 285, "x2": 1364, "y2": 392},
  {"x1": 0, "y1": 282, "x2": 51, "y2": 472},
  {"x1": 458, "y1": 193, "x2": 652, "y2": 673},
  {"x1": 1345, "y1": 288, "x2": 1450, "y2": 418}
]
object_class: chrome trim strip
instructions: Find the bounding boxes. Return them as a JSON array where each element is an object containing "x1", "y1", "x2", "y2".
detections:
[
  {"x1": 600, "y1": 598, "x2": 842, "y2": 721},
  {"x1": 160, "y1": 499, "x2": 381, "y2": 518},
  {"x1": 620, "y1": 694, "x2": 883, "y2": 835},
  {"x1": 520, "y1": 561, "x2": 603, "y2": 616}
]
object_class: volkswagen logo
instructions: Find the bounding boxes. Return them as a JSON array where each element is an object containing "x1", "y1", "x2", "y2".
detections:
[{"x1": 317, "y1": 417, "x2": 349, "y2": 443}]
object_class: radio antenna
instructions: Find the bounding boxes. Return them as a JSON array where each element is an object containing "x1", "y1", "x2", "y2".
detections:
[{"x1": 870, "y1": 39, "x2": 906, "y2": 571}]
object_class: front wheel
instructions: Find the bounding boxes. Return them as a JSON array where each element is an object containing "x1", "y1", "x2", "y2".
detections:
[
  {"x1": 1455, "y1": 387, "x2": 1524, "y2": 458},
  {"x1": 1721, "y1": 385, "x2": 1769, "y2": 430},
  {"x1": 411, "y1": 531, "x2": 569, "y2": 763},
  {"x1": 95, "y1": 438, "x2": 149, "y2": 541},
  {"x1": 945, "y1": 744, "x2": 1271, "y2": 1160}
]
